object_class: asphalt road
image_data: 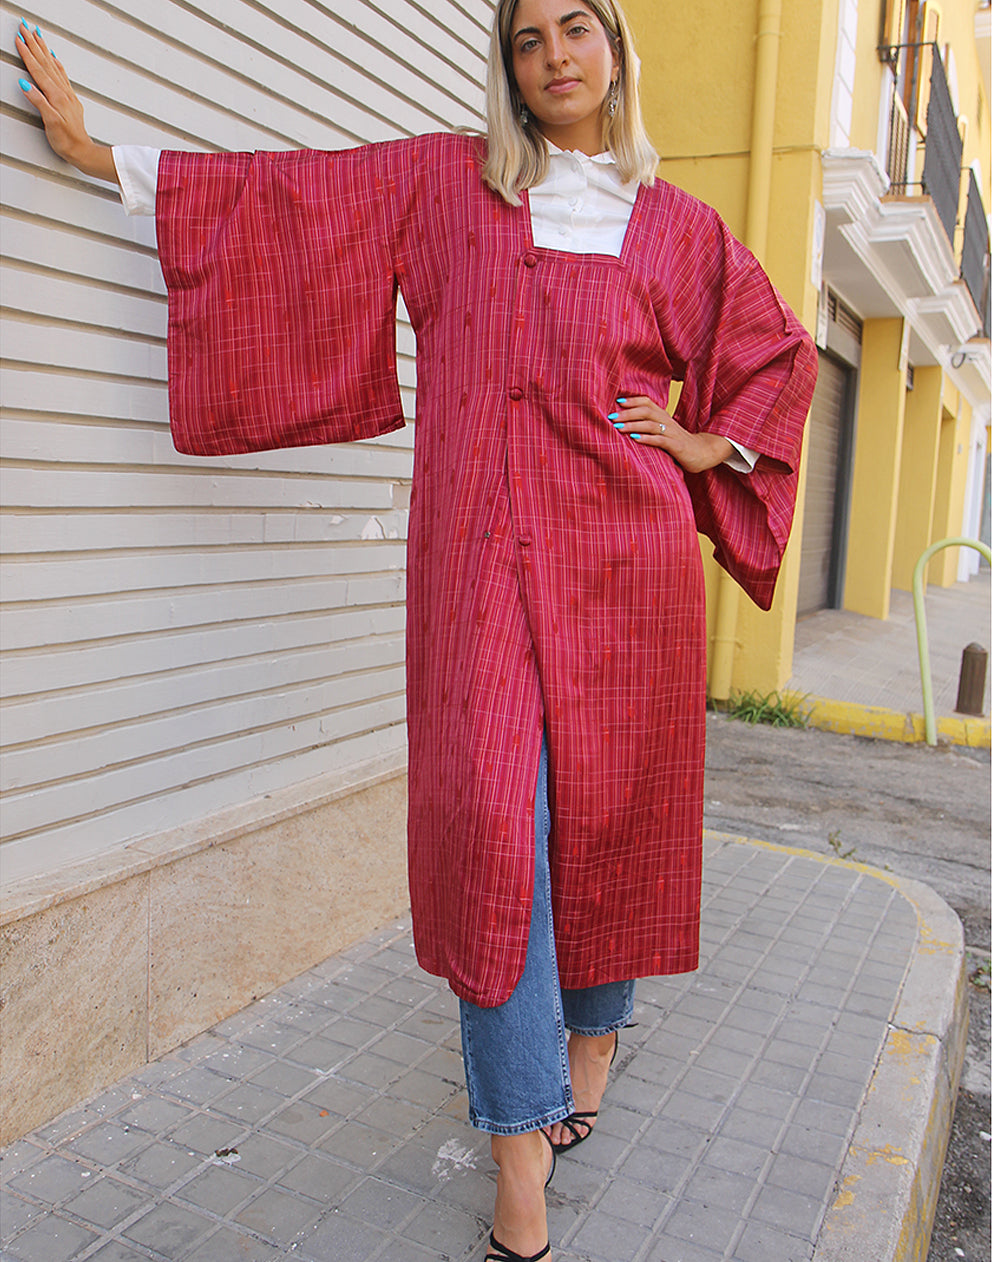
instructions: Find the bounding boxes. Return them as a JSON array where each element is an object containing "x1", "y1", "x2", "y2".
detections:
[{"x1": 702, "y1": 712, "x2": 991, "y2": 1262}]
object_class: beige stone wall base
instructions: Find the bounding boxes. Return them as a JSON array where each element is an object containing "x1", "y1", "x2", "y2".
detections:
[{"x1": 0, "y1": 764, "x2": 410, "y2": 1147}]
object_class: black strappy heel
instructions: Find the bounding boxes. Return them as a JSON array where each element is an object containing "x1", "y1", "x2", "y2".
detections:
[
  {"x1": 547, "y1": 1028, "x2": 623, "y2": 1155},
  {"x1": 485, "y1": 1234, "x2": 551, "y2": 1262}
]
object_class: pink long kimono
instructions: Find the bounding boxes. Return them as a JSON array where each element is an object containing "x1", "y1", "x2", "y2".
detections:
[{"x1": 157, "y1": 132, "x2": 817, "y2": 1006}]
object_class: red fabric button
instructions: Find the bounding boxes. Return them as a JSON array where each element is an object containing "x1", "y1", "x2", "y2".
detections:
[
  {"x1": 523, "y1": 252, "x2": 538, "y2": 268},
  {"x1": 518, "y1": 534, "x2": 532, "y2": 547},
  {"x1": 508, "y1": 386, "x2": 524, "y2": 401}
]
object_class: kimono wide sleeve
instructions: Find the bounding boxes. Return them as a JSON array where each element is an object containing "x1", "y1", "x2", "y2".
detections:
[
  {"x1": 668, "y1": 208, "x2": 818, "y2": 610},
  {"x1": 156, "y1": 144, "x2": 418, "y2": 455}
]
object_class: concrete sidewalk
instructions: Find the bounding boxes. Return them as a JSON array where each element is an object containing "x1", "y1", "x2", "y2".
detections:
[
  {"x1": 0, "y1": 833, "x2": 967, "y2": 1262},
  {"x1": 787, "y1": 571, "x2": 990, "y2": 747}
]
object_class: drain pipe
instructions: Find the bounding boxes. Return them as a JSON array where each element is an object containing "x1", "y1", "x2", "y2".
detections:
[{"x1": 708, "y1": 0, "x2": 783, "y2": 701}]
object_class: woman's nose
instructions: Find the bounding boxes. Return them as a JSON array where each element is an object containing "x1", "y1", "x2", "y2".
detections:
[{"x1": 545, "y1": 36, "x2": 567, "y2": 68}]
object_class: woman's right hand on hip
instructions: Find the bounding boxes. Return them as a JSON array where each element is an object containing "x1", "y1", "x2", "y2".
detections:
[{"x1": 15, "y1": 19, "x2": 117, "y2": 184}]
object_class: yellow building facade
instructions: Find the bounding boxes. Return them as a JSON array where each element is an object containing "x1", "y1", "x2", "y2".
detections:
[{"x1": 627, "y1": 0, "x2": 991, "y2": 696}]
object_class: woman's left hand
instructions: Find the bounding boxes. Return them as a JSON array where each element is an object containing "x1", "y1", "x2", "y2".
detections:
[{"x1": 610, "y1": 395, "x2": 733, "y2": 474}]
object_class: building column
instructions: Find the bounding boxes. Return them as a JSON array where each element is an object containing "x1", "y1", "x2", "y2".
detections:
[
  {"x1": 843, "y1": 318, "x2": 908, "y2": 619},
  {"x1": 930, "y1": 393, "x2": 974, "y2": 585},
  {"x1": 891, "y1": 366, "x2": 942, "y2": 590}
]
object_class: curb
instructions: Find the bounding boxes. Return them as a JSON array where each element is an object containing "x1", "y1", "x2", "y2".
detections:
[
  {"x1": 789, "y1": 694, "x2": 991, "y2": 749},
  {"x1": 724, "y1": 839, "x2": 970, "y2": 1262}
]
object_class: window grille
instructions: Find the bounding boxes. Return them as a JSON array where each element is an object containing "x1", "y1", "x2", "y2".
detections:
[
  {"x1": 960, "y1": 169, "x2": 991, "y2": 338},
  {"x1": 920, "y1": 47, "x2": 963, "y2": 248}
]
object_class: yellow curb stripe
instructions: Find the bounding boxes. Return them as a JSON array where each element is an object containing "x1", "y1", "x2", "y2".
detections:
[{"x1": 781, "y1": 693, "x2": 990, "y2": 749}]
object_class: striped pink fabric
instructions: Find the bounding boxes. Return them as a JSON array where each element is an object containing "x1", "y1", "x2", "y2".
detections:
[{"x1": 158, "y1": 134, "x2": 816, "y2": 1006}]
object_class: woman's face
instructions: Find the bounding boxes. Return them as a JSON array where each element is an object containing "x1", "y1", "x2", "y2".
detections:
[{"x1": 509, "y1": 0, "x2": 619, "y2": 156}]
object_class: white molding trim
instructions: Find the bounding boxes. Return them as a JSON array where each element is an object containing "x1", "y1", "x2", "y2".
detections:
[{"x1": 821, "y1": 149, "x2": 990, "y2": 411}]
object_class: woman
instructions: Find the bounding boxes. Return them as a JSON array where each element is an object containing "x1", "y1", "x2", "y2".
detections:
[{"x1": 16, "y1": 4, "x2": 816, "y2": 1259}]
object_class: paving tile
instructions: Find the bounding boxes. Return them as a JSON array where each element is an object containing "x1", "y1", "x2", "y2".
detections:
[
  {"x1": 336, "y1": 1176, "x2": 426, "y2": 1231},
  {"x1": 594, "y1": 1177, "x2": 670, "y2": 1227},
  {"x1": 300, "y1": 1078, "x2": 376, "y2": 1120},
  {"x1": 681, "y1": 1163, "x2": 757, "y2": 1214},
  {"x1": 174, "y1": 1163, "x2": 261, "y2": 1216},
  {"x1": 167, "y1": 1113, "x2": 245, "y2": 1157},
  {"x1": 181, "y1": 1224, "x2": 284, "y2": 1261},
  {"x1": 639, "y1": 1117, "x2": 709, "y2": 1158},
  {"x1": 61, "y1": 1177, "x2": 150, "y2": 1230},
  {"x1": 569, "y1": 1209, "x2": 653, "y2": 1259},
  {"x1": 617, "y1": 1145, "x2": 692, "y2": 1193},
  {"x1": 285, "y1": 1035, "x2": 354, "y2": 1074},
  {"x1": 664, "y1": 1196, "x2": 743, "y2": 1252},
  {"x1": 701, "y1": 1135, "x2": 770, "y2": 1179},
  {"x1": 123, "y1": 1200, "x2": 216, "y2": 1253},
  {"x1": 65, "y1": 1124, "x2": 152, "y2": 1169},
  {"x1": 292, "y1": 1208, "x2": 390, "y2": 1260},
  {"x1": 85, "y1": 1241, "x2": 159, "y2": 1261},
  {"x1": 210, "y1": 1082, "x2": 285, "y2": 1127},
  {"x1": 202, "y1": 1044, "x2": 276, "y2": 1080},
  {"x1": 749, "y1": 1182, "x2": 823, "y2": 1237},
  {"x1": 4, "y1": 1213, "x2": 99, "y2": 1262},
  {"x1": 766, "y1": 1152, "x2": 839, "y2": 1201},
  {"x1": 317, "y1": 1120, "x2": 403, "y2": 1169},
  {"x1": 8, "y1": 1154, "x2": 97, "y2": 1205},
  {"x1": 226, "y1": 1134, "x2": 300, "y2": 1182},
  {"x1": 117, "y1": 1140, "x2": 202, "y2": 1190},
  {"x1": 262, "y1": 1101, "x2": 340, "y2": 1147},
  {"x1": 248, "y1": 1060, "x2": 319, "y2": 1100},
  {"x1": 733, "y1": 1218, "x2": 815, "y2": 1262},
  {"x1": 160, "y1": 1066, "x2": 237, "y2": 1107},
  {"x1": 233, "y1": 1185, "x2": 322, "y2": 1243},
  {"x1": 273, "y1": 1001, "x2": 340, "y2": 1036},
  {"x1": 352, "y1": 1095, "x2": 426, "y2": 1138},
  {"x1": 391, "y1": 1067, "x2": 461, "y2": 1110},
  {"x1": 777, "y1": 1124, "x2": 849, "y2": 1169},
  {"x1": 275, "y1": 1151, "x2": 358, "y2": 1203},
  {"x1": 113, "y1": 1096, "x2": 194, "y2": 1135},
  {"x1": 0, "y1": 1187, "x2": 46, "y2": 1242},
  {"x1": 642, "y1": 1233, "x2": 724, "y2": 1261}
]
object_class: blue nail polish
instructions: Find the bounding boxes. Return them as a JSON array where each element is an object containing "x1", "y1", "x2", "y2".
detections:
[
  {"x1": 35, "y1": 25, "x2": 41, "y2": 35},
  {"x1": 18, "y1": 77, "x2": 32, "y2": 91},
  {"x1": 607, "y1": 412, "x2": 620, "y2": 420},
  {"x1": 612, "y1": 421, "x2": 625, "y2": 429},
  {"x1": 16, "y1": 32, "x2": 24, "y2": 41},
  {"x1": 631, "y1": 433, "x2": 643, "y2": 441},
  {"x1": 616, "y1": 397, "x2": 627, "y2": 404}
]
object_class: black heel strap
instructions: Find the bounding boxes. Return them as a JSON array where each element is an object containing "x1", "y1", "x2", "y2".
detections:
[{"x1": 486, "y1": 1233, "x2": 551, "y2": 1262}]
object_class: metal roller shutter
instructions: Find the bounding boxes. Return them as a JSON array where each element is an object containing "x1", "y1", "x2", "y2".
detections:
[{"x1": 797, "y1": 351, "x2": 854, "y2": 615}]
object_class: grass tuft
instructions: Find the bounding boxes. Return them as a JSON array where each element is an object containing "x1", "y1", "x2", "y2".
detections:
[{"x1": 716, "y1": 689, "x2": 810, "y2": 729}]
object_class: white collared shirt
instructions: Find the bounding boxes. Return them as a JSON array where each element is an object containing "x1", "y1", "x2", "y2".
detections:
[{"x1": 111, "y1": 143, "x2": 757, "y2": 471}]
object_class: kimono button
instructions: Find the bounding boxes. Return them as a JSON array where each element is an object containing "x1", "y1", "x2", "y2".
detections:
[
  {"x1": 523, "y1": 251, "x2": 538, "y2": 268},
  {"x1": 508, "y1": 386, "x2": 524, "y2": 401}
]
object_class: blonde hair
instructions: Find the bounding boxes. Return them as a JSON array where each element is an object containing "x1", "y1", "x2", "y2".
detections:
[{"x1": 482, "y1": 0, "x2": 659, "y2": 205}]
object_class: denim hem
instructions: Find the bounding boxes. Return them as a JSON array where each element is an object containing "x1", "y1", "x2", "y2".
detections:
[
  {"x1": 468, "y1": 1100, "x2": 574, "y2": 1136},
  {"x1": 565, "y1": 1007, "x2": 635, "y2": 1039}
]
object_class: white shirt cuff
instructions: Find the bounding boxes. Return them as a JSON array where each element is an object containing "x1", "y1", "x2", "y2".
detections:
[
  {"x1": 723, "y1": 438, "x2": 759, "y2": 473},
  {"x1": 112, "y1": 145, "x2": 160, "y2": 216}
]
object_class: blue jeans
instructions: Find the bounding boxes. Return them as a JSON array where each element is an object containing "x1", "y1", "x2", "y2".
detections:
[{"x1": 458, "y1": 736, "x2": 636, "y2": 1135}]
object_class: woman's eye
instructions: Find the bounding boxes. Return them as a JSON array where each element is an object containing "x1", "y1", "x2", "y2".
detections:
[
  {"x1": 518, "y1": 37, "x2": 539, "y2": 52},
  {"x1": 567, "y1": 24, "x2": 590, "y2": 36}
]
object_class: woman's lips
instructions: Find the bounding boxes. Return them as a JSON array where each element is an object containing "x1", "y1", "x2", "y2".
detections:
[{"x1": 545, "y1": 78, "x2": 580, "y2": 94}]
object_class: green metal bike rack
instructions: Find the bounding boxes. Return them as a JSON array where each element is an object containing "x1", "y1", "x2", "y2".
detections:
[{"x1": 912, "y1": 537, "x2": 992, "y2": 746}]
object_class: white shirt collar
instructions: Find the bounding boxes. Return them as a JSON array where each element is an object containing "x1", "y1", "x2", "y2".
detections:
[{"x1": 546, "y1": 140, "x2": 617, "y2": 167}]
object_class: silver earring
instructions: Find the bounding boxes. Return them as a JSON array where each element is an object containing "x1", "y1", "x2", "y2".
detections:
[
  {"x1": 608, "y1": 80, "x2": 619, "y2": 118},
  {"x1": 519, "y1": 102, "x2": 530, "y2": 126}
]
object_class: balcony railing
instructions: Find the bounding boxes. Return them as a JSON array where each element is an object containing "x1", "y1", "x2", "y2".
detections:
[
  {"x1": 920, "y1": 46, "x2": 962, "y2": 247},
  {"x1": 961, "y1": 169, "x2": 991, "y2": 338}
]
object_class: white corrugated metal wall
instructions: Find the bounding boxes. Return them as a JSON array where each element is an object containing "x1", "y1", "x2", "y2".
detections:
[{"x1": 1, "y1": 1, "x2": 494, "y2": 883}]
